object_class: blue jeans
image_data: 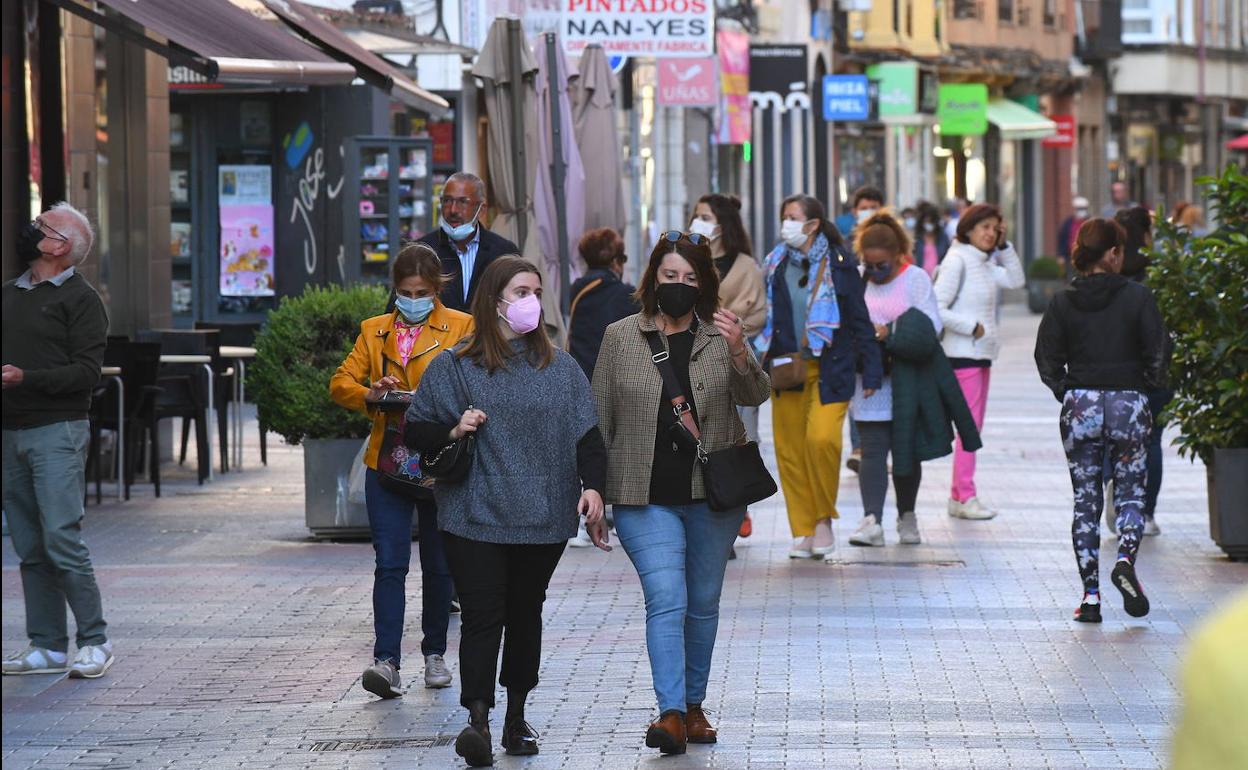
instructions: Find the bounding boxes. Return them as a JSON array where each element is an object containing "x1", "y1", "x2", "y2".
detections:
[
  {"x1": 364, "y1": 468, "x2": 453, "y2": 667},
  {"x1": 614, "y1": 502, "x2": 745, "y2": 714}
]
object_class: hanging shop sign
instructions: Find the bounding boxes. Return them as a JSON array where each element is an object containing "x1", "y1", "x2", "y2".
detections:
[
  {"x1": 218, "y1": 165, "x2": 276, "y2": 298},
  {"x1": 1042, "y1": 114, "x2": 1076, "y2": 148},
  {"x1": 1126, "y1": 124, "x2": 1156, "y2": 164},
  {"x1": 562, "y1": 0, "x2": 715, "y2": 58},
  {"x1": 937, "y1": 83, "x2": 988, "y2": 136},
  {"x1": 715, "y1": 28, "x2": 751, "y2": 144},
  {"x1": 657, "y1": 57, "x2": 718, "y2": 107},
  {"x1": 865, "y1": 61, "x2": 918, "y2": 117},
  {"x1": 918, "y1": 70, "x2": 940, "y2": 114},
  {"x1": 822, "y1": 75, "x2": 870, "y2": 121},
  {"x1": 748, "y1": 45, "x2": 808, "y2": 96}
]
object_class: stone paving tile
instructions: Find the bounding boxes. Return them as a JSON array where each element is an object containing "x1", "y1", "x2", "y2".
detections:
[{"x1": 4, "y1": 306, "x2": 1246, "y2": 769}]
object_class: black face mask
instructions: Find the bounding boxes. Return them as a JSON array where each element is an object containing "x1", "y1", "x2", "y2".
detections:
[
  {"x1": 864, "y1": 262, "x2": 894, "y2": 284},
  {"x1": 655, "y1": 282, "x2": 700, "y2": 319},
  {"x1": 17, "y1": 221, "x2": 45, "y2": 263}
]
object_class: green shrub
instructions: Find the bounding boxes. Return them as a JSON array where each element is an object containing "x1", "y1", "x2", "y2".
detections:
[
  {"x1": 1028, "y1": 256, "x2": 1064, "y2": 280},
  {"x1": 1147, "y1": 163, "x2": 1248, "y2": 464},
  {"x1": 250, "y1": 283, "x2": 389, "y2": 445}
]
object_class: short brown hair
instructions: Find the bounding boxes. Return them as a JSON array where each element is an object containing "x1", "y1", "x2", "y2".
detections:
[
  {"x1": 459, "y1": 255, "x2": 555, "y2": 374},
  {"x1": 578, "y1": 227, "x2": 624, "y2": 270},
  {"x1": 955, "y1": 203, "x2": 1003, "y2": 244},
  {"x1": 1073, "y1": 218, "x2": 1126, "y2": 274},
  {"x1": 635, "y1": 234, "x2": 720, "y2": 321},
  {"x1": 392, "y1": 242, "x2": 447, "y2": 292},
  {"x1": 853, "y1": 211, "x2": 913, "y2": 261}
]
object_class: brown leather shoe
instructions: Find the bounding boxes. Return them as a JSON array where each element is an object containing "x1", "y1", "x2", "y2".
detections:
[
  {"x1": 685, "y1": 704, "x2": 717, "y2": 744},
  {"x1": 645, "y1": 710, "x2": 687, "y2": 755}
]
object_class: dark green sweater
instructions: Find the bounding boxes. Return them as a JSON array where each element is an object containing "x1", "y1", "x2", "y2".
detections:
[{"x1": 2, "y1": 270, "x2": 109, "y2": 429}]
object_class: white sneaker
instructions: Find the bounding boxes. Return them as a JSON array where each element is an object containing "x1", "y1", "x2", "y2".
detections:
[
  {"x1": 848, "y1": 517, "x2": 885, "y2": 547},
  {"x1": 67, "y1": 642, "x2": 113, "y2": 679},
  {"x1": 789, "y1": 536, "x2": 813, "y2": 559},
  {"x1": 2, "y1": 645, "x2": 68, "y2": 675},
  {"x1": 424, "y1": 654, "x2": 452, "y2": 689},
  {"x1": 812, "y1": 519, "x2": 836, "y2": 556},
  {"x1": 567, "y1": 520, "x2": 594, "y2": 548},
  {"x1": 947, "y1": 497, "x2": 997, "y2": 520},
  {"x1": 1143, "y1": 518, "x2": 1161, "y2": 537},
  {"x1": 897, "y1": 511, "x2": 921, "y2": 545}
]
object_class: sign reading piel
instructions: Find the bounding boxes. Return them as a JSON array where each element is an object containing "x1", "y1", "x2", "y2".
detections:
[
  {"x1": 822, "y1": 75, "x2": 870, "y2": 121},
  {"x1": 563, "y1": 0, "x2": 714, "y2": 58},
  {"x1": 937, "y1": 83, "x2": 989, "y2": 136},
  {"x1": 657, "y1": 57, "x2": 717, "y2": 107}
]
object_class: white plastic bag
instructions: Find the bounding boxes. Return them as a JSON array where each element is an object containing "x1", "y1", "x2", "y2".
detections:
[{"x1": 346, "y1": 438, "x2": 369, "y2": 506}]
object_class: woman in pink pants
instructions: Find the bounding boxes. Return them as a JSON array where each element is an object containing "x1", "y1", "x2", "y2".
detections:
[{"x1": 931, "y1": 204, "x2": 1025, "y2": 519}]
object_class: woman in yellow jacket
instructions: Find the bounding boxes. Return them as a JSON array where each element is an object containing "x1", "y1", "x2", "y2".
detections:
[{"x1": 329, "y1": 242, "x2": 474, "y2": 700}]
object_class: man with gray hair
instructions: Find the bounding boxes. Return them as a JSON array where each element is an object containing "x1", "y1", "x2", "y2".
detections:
[
  {"x1": 387, "y1": 170, "x2": 519, "y2": 313},
  {"x1": 2, "y1": 202, "x2": 114, "y2": 679}
]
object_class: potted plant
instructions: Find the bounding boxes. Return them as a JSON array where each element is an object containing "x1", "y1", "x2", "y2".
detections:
[
  {"x1": 1148, "y1": 163, "x2": 1248, "y2": 560},
  {"x1": 250, "y1": 283, "x2": 388, "y2": 538},
  {"x1": 1026, "y1": 255, "x2": 1066, "y2": 313}
]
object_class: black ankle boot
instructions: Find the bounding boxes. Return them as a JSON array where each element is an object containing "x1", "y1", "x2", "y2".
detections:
[{"x1": 455, "y1": 701, "x2": 493, "y2": 767}]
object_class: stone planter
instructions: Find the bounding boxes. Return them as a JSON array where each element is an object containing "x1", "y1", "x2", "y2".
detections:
[
  {"x1": 1208, "y1": 448, "x2": 1248, "y2": 561},
  {"x1": 303, "y1": 438, "x2": 371, "y2": 539},
  {"x1": 1027, "y1": 279, "x2": 1063, "y2": 313}
]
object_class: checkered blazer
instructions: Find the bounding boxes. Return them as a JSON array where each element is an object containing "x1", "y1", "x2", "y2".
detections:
[{"x1": 592, "y1": 312, "x2": 771, "y2": 506}]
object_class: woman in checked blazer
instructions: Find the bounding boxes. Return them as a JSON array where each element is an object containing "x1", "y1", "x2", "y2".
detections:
[{"x1": 592, "y1": 229, "x2": 770, "y2": 757}]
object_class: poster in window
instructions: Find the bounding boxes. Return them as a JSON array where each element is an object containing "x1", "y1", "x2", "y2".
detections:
[{"x1": 218, "y1": 165, "x2": 275, "y2": 297}]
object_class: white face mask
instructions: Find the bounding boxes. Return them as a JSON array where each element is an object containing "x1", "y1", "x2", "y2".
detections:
[
  {"x1": 856, "y1": 208, "x2": 879, "y2": 224},
  {"x1": 689, "y1": 218, "x2": 720, "y2": 240},
  {"x1": 780, "y1": 219, "x2": 810, "y2": 248}
]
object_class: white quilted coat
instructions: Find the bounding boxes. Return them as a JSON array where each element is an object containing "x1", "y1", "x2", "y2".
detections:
[{"x1": 932, "y1": 240, "x2": 1026, "y2": 361}]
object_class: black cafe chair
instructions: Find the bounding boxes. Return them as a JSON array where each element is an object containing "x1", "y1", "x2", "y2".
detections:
[
  {"x1": 195, "y1": 321, "x2": 267, "y2": 466},
  {"x1": 136, "y1": 330, "x2": 218, "y2": 483},
  {"x1": 87, "y1": 340, "x2": 164, "y2": 500}
]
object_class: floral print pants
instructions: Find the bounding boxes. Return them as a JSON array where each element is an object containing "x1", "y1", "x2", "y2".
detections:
[{"x1": 1060, "y1": 389, "x2": 1151, "y2": 594}]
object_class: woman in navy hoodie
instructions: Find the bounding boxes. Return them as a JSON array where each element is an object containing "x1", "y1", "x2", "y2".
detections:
[{"x1": 1034, "y1": 218, "x2": 1168, "y2": 624}]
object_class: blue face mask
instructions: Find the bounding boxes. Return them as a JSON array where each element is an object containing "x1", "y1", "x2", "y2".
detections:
[
  {"x1": 395, "y1": 295, "x2": 434, "y2": 324},
  {"x1": 439, "y1": 203, "x2": 482, "y2": 241}
]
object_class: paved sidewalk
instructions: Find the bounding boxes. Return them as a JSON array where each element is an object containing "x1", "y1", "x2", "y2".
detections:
[{"x1": 4, "y1": 306, "x2": 1245, "y2": 770}]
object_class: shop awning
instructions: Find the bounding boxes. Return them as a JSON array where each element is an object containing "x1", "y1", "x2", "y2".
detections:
[
  {"x1": 339, "y1": 28, "x2": 476, "y2": 58},
  {"x1": 47, "y1": 0, "x2": 357, "y2": 86},
  {"x1": 1227, "y1": 134, "x2": 1248, "y2": 151},
  {"x1": 260, "y1": 0, "x2": 451, "y2": 116},
  {"x1": 987, "y1": 99, "x2": 1058, "y2": 140}
]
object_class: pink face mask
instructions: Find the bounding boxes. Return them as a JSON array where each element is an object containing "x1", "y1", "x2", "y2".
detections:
[{"x1": 499, "y1": 293, "x2": 542, "y2": 335}]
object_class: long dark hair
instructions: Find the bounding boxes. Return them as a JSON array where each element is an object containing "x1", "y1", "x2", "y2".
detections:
[
  {"x1": 780, "y1": 194, "x2": 844, "y2": 248},
  {"x1": 635, "y1": 234, "x2": 721, "y2": 322},
  {"x1": 1114, "y1": 206, "x2": 1153, "y2": 277},
  {"x1": 460, "y1": 255, "x2": 555, "y2": 373},
  {"x1": 696, "y1": 193, "x2": 753, "y2": 261}
]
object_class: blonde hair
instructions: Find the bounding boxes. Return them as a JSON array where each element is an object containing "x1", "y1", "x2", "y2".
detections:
[{"x1": 853, "y1": 211, "x2": 913, "y2": 261}]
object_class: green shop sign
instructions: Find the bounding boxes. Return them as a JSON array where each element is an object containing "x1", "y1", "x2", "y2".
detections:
[
  {"x1": 938, "y1": 83, "x2": 988, "y2": 136},
  {"x1": 866, "y1": 61, "x2": 918, "y2": 117}
]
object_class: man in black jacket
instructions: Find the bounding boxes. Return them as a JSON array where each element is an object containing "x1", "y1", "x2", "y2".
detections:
[
  {"x1": 2, "y1": 203, "x2": 114, "y2": 679},
  {"x1": 386, "y1": 172, "x2": 518, "y2": 313}
]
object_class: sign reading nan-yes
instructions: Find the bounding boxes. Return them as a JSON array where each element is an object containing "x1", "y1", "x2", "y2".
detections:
[{"x1": 562, "y1": 0, "x2": 715, "y2": 57}]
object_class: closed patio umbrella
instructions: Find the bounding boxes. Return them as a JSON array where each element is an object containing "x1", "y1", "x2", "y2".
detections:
[
  {"x1": 572, "y1": 45, "x2": 627, "y2": 236},
  {"x1": 472, "y1": 18, "x2": 564, "y2": 337}
]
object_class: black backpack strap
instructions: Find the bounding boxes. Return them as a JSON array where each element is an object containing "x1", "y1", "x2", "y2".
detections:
[{"x1": 642, "y1": 329, "x2": 701, "y2": 442}]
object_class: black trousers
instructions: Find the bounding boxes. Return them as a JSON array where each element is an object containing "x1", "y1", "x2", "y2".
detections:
[{"x1": 441, "y1": 531, "x2": 566, "y2": 709}]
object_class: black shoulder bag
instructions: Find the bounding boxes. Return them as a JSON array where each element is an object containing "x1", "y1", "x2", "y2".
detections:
[
  {"x1": 642, "y1": 330, "x2": 777, "y2": 512},
  {"x1": 418, "y1": 351, "x2": 476, "y2": 484}
]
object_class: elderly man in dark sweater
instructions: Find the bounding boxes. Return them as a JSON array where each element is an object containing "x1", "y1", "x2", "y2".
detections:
[{"x1": 2, "y1": 202, "x2": 113, "y2": 679}]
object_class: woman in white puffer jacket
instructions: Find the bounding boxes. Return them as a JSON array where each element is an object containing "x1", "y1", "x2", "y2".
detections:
[{"x1": 932, "y1": 203, "x2": 1025, "y2": 521}]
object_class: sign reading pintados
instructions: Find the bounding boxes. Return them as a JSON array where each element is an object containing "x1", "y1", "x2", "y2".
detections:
[{"x1": 562, "y1": 0, "x2": 715, "y2": 58}]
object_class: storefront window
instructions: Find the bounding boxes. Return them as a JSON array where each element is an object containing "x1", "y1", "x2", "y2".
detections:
[
  {"x1": 93, "y1": 23, "x2": 111, "y2": 309},
  {"x1": 170, "y1": 106, "x2": 193, "y2": 321}
]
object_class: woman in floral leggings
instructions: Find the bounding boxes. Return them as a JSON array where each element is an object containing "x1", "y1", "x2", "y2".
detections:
[{"x1": 1035, "y1": 218, "x2": 1168, "y2": 623}]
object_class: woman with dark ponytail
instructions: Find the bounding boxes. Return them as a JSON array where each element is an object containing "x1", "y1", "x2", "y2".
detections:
[{"x1": 1034, "y1": 218, "x2": 1168, "y2": 623}]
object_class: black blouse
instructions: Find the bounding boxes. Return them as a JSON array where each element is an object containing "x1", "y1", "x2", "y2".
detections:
[{"x1": 648, "y1": 329, "x2": 700, "y2": 505}]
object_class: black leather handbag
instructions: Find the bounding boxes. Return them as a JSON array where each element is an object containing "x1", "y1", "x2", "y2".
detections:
[
  {"x1": 643, "y1": 330, "x2": 777, "y2": 512},
  {"x1": 418, "y1": 352, "x2": 475, "y2": 484}
]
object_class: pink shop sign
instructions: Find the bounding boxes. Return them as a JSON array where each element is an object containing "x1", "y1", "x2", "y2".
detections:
[{"x1": 657, "y1": 57, "x2": 717, "y2": 107}]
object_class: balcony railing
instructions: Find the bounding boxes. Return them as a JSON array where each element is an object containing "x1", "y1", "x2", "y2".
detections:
[{"x1": 1077, "y1": 0, "x2": 1123, "y2": 60}]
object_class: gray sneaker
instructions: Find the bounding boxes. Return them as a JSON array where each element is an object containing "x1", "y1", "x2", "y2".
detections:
[
  {"x1": 67, "y1": 642, "x2": 114, "y2": 679},
  {"x1": 362, "y1": 658, "x2": 404, "y2": 699},
  {"x1": 2, "y1": 645, "x2": 68, "y2": 676},
  {"x1": 424, "y1": 654, "x2": 452, "y2": 689},
  {"x1": 897, "y1": 511, "x2": 921, "y2": 545}
]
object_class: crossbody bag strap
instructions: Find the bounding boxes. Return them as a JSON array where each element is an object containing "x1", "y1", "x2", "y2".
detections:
[
  {"x1": 564, "y1": 278, "x2": 604, "y2": 351},
  {"x1": 807, "y1": 254, "x2": 830, "y2": 313},
  {"x1": 642, "y1": 329, "x2": 702, "y2": 443},
  {"x1": 448, "y1": 350, "x2": 473, "y2": 411}
]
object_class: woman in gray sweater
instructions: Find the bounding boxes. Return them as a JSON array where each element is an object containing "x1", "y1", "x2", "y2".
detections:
[{"x1": 405, "y1": 256, "x2": 608, "y2": 768}]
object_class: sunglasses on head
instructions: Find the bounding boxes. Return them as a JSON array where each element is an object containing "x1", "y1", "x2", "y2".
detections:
[{"x1": 662, "y1": 230, "x2": 705, "y2": 246}]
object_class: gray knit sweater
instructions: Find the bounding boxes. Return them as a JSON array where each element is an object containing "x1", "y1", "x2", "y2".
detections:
[{"x1": 406, "y1": 344, "x2": 598, "y2": 544}]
